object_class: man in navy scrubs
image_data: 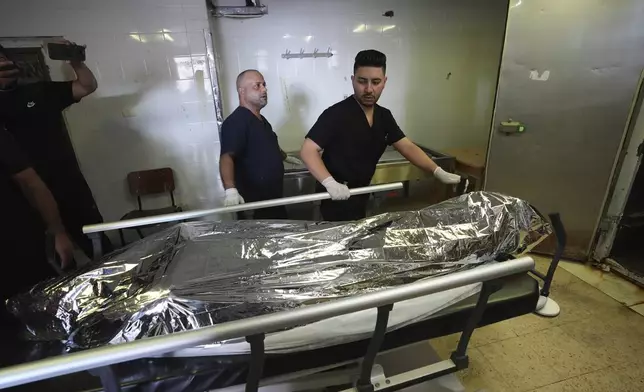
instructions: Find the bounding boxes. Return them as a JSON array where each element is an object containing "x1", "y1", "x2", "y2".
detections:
[
  {"x1": 300, "y1": 50, "x2": 461, "y2": 221},
  {"x1": 219, "y1": 69, "x2": 301, "y2": 219}
]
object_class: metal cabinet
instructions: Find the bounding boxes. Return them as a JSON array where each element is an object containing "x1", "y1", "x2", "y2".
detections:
[{"x1": 485, "y1": 0, "x2": 644, "y2": 259}]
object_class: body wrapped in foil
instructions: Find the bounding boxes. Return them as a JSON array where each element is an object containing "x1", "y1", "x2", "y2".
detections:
[{"x1": 8, "y1": 192, "x2": 550, "y2": 350}]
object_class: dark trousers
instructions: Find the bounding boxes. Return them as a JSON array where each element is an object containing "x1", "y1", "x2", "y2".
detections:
[
  {"x1": 237, "y1": 205, "x2": 288, "y2": 220},
  {"x1": 0, "y1": 228, "x2": 56, "y2": 354},
  {"x1": 0, "y1": 234, "x2": 53, "y2": 368},
  {"x1": 320, "y1": 194, "x2": 369, "y2": 222},
  {"x1": 238, "y1": 182, "x2": 288, "y2": 220}
]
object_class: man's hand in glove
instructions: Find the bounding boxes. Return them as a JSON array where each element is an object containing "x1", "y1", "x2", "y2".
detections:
[
  {"x1": 322, "y1": 177, "x2": 350, "y2": 200},
  {"x1": 284, "y1": 156, "x2": 303, "y2": 166},
  {"x1": 433, "y1": 167, "x2": 461, "y2": 184},
  {"x1": 224, "y1": 188, "x2": 245, "y2": 206}
]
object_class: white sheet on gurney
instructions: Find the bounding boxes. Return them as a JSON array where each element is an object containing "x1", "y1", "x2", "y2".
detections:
[{"x1": 169, "y1": 281, "x2": 480, "y2": 357}]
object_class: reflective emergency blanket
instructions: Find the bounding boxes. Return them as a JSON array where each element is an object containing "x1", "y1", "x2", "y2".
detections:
[{"x1": 9, "y1": 192, "x2": 550, "y2": 350}]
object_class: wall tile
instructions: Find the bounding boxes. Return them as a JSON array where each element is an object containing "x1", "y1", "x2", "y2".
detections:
[
  {"x1": 187, "y1": 31, "x2": 208, "y2": 55},
  {"x1": 182, "y1": 5, "x2": 210, "y2": 32}
]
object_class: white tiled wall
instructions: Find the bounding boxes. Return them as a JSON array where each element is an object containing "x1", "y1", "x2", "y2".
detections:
[
  {"x1": 0, "y1": 0, "x2": 507, "y2": 226},
  {"x1": 0, "y1": 0, "x2": 219, "y2": 223},
  {"x1": 212, "y1": 0, "x2": 508, "y2": 152}
]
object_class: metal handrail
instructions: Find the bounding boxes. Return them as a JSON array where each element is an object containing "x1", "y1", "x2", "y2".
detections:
[
  {"x1": 82, "y1": 182, "x2": 404, "y2": 234},
  {"x1": 0, "y1": 257, "x2": 534, "y2": 389}
]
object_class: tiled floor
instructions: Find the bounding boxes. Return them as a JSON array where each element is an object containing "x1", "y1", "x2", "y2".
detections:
[
  {"x1": 429, "y1": 255, "x2": 644, "y2": 392},
  {"x1": 556, "y1": 260, "x2": 644, "y2": 312}
]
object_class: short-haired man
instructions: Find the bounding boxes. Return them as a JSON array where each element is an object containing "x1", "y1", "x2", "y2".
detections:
[
  {"x1": 219, "y1": 69, "x2": 301, "y2": 219},
  {"x1": 0, "y1": 41, "x2": 111, "y2": 333},
  {"x1": 300, "y1": 50, "x2": 460, "y2": 221}
]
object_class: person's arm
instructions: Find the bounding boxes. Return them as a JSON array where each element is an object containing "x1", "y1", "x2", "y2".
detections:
[
  {"x1": 393, "y1": 139, "x2": 460, "y2": 184},
  {"x1": 50, "y1": 39, "x2": 97, "y2": 100},
  {"x1": 393, "y1": 137, "x2": 439, "y2": 172},
  {"x1": 219, "y1": 153, "x2": 236, "y2": 190},
  {"x1": 13, "y1": 169, "x2": 75, "y2": 268},
  {"x1": 281, "y1": 147, "x2": 303, "y2": 165},
  {"x1": 70, "y1": 60, "x2": 98, "y2": 100},
  {"x1": 219, "y1": 152, "x2": 245, "y2": 206},
  {"x1": 301, "y1": 110, "x2": 350, "y2": 200},
  {"x1": 219, "y1": 116, "x2": 247, "y2": 206},
  {"x1": 386, "y1": 110, "x2": 461, "y2": 185},
  {"x1": 300, "y1": 138, "x2": 332, "y2": 183},
  {"x1": 13, "y1": 168, "x2": 65, "y2": 234},
  {"x1": 1, "y1": 129, "x2": 75, "y2": 267}
]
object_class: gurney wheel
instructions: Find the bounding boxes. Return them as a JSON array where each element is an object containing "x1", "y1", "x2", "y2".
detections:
[{"x1": 534, "y1": 295, "x2": 560, "y2": 317}]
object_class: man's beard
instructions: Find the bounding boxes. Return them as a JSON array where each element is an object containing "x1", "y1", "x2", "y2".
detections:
[{"x1": 358, "y1": 93, "x2": 377, "y2": 107}]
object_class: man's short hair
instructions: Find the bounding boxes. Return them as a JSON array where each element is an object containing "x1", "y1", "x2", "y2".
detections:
[
  {"x1": 236, "y1": 69, "x2": 260, "y2": 89},
  {"x1": 353, "y1": 50, "x2": 386, "y2": 74}
]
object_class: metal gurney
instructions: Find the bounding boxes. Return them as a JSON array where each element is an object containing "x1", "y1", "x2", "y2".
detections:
[{"x1": 0, "y1": 189, "x2": 562, "y2": 392}]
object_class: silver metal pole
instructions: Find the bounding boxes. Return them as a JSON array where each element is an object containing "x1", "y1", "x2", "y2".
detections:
[
  {"x1": 0, "y1": 257, "x2": 534, "y2": 389},
  {"x1": 83, "y1": 182, "x2": 404, "y2": 234}
]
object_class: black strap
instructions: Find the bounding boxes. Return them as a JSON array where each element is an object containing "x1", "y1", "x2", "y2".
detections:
[{"x1": 245, "y1": 333, "x2": 266, "y2": 392}]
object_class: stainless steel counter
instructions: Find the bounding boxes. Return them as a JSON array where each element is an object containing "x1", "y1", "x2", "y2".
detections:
[{"x1": 283, "y1": 146, "x2": 455, "y2": 219}]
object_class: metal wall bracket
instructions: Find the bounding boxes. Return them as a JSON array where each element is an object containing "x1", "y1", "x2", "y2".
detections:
[
  {"x1": 282, "y1": 48, "x2": 334, "y2": 60},
  {"x1": 211, "y1": 5, "x2": 268, "y2": 18}
]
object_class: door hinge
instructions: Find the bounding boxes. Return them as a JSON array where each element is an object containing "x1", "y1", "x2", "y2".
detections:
[{"x1": 599, "y1": 214, "x2": 621, "y2": 231}]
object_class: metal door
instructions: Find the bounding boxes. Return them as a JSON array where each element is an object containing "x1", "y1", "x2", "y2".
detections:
[{"x1": 485, "y1": 0, "x2": 644, "y2": 259}]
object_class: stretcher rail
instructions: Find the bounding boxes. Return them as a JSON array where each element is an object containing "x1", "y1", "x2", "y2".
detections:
[
  {"x1": 82, "y1": 182, "x2": 404, "y2": 234},
  {"x1": 0, "y1": 257, "x2": 534, "y2": 389}
]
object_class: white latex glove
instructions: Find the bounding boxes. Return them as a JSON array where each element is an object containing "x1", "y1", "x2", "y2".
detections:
[
  {"x1": 284, "y1": 156, "x2": 303, "y2": 166},
  {"x1": 321, "y1": 177, "x2": 351, "y2": 200},
  {"x1": 433, "y1": 167, "x2": 461, "y2": 184},
  {"x1": 224, "y1": 188, "x2": 245, "y2": 206}
]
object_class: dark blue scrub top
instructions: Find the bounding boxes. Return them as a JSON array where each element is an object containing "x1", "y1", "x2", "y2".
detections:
[
  {"x1": 220, "y1": 106, "x2": 284, "y2": 201},
  {"x1": 306, "y1": 96, "x2": 405, "y2": 187}
]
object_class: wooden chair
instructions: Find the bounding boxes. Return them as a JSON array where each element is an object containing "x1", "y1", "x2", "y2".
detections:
[{"x1": 119, "y1": 167, "x2": 182, "y2": 245}]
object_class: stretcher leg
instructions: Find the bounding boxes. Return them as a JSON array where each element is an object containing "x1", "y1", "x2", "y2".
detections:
[
  {"x1": 532, "y1": 213, "x2": 566, "y2": 317},
  {"x1": 245, "y1": 334, "x2": 266, "y2": 392},
  {"x1": 89, "y1": 232, "x2": 103, "y2": 260},
  {"x1": 356, "y1": 304, "x2": 393, "y2": 392},
  {"x1": 88, "y1": 366, "x2": 120, "y2": 392},
  {"x1": 450, "y1": 279, "x2": 503, "y2": 370}
]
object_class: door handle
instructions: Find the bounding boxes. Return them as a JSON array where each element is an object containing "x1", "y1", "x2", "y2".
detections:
[{"x1": 499, "y1": 119, "x2": 526, "y2": 135}]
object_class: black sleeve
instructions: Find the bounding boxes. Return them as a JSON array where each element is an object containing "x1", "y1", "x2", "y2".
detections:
[
  {"x1": 0, "y1": 128, "x2": 31, "y2": 175},
  {"x1": 220, "y1": 115, "x2": 247, "y2": 157},
  {"x1": 306, "y1": 109, "x2": 338, "y2": 149},
  {"x1": 384, "y1": 109, "x2": 406, "y2": 145},
  {"x1": 42, "y1": 81, "x2": 78, "y2": 111}
]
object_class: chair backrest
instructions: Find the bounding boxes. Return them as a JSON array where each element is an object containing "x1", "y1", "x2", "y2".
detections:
[{"x1": 127, "y1": 168, "x2": 176, "y2": 209}]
